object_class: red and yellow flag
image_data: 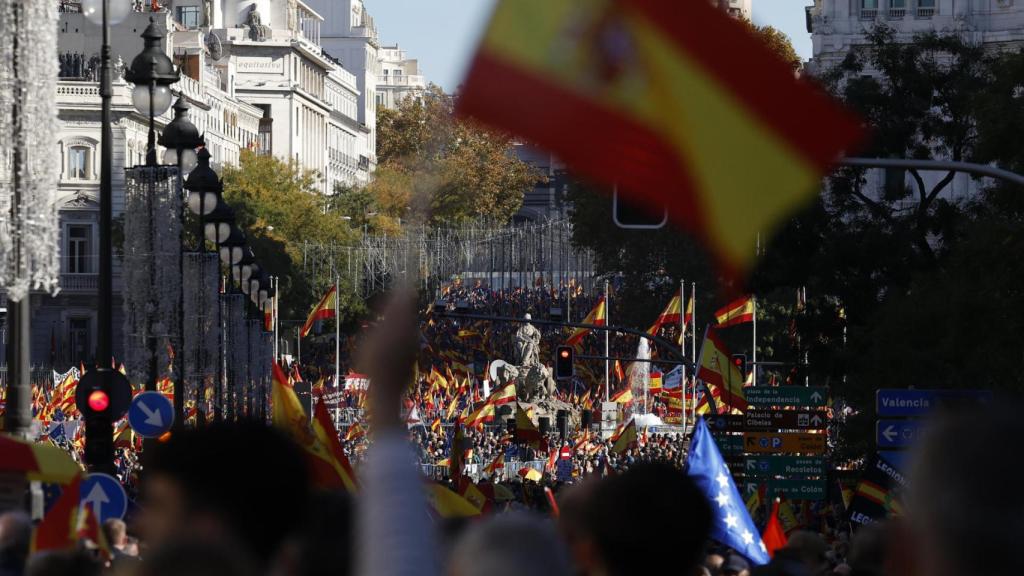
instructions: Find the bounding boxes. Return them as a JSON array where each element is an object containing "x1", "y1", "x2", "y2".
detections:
[
  {"x1": 32, "y1": 474, "x2": 81, "y2": 554},
  {"x1": 647, "y1": 294, "x2": 682, "y2": 335},
  {"x1": 566, "y1": 297, "x2": 606, "y2": 347},
  {"x1": 490, "y1": 382, "x2": 517, "y2": 406},
  {"x1": 696, "y1": 327, "x2": 748, "y2": 413},
  {"x1": 611, "y1": 387, "x2": 633, "y2": 404},
  {"x1": 610, "y1": 418, "x2": 637, "y2": 454},
  {"x1": 300, "y1": 285, "x2": 337, "y2": 338},
  {"x1": 458, "y1": 0, "x2": 862, "y2": 278},
  {"x1": 484, "y1": 452, "x2": 505, "y2": 476},
  {"x1": 272, "y1": 363, "x2": 357, "y2": 493},
  {"x1": 514, "y1": 403, "x2": 542, "y2": 447},
  {"x1": 715, "y1": 296, "x2": 755, "y2": 328}
]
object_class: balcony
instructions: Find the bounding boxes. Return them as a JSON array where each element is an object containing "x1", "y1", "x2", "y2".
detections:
[
  {"x1": 916, "y1": 6, "x2": 935, "y2": 17},
  {"x1": 860, "y1": 8, "x2": 878, "y2": 19},
  {"x1": 296, "y1": 0, "x2": 323, "y2": 47},
  {"x1": 61, "y1": 273, "x2": 99, "y2": 292},
  {"x1": 380, "y1": 74, "x2": 426, "y2": 88},
  {"x1": 888, "y1": 7, "x2": 906, "y2": 18}
]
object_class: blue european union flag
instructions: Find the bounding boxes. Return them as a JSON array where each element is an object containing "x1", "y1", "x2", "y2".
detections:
[{"x1": 687, "y1": 417, "x2": 770, "y2": 565}]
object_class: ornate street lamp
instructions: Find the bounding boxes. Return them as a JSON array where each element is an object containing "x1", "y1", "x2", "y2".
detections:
[
  {"x1": 125, "y1": 18, "x2": 179, "y2": 165},
  {"x1": 159, "y1": 97, "x2": 203, "y2": 172}
]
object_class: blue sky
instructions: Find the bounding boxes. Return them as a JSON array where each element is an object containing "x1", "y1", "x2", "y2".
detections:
[{"x1": 366, "y1": 0, "x2": 813, "y2": 91}]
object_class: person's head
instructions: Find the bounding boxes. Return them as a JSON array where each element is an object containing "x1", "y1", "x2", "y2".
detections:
[
  {"x1": 448, "y1": 513, "x2": 570, "y2": 576},
  {"x1": 721, "y1": 553, "x2": 750, "y2": 576},
  {"x1": 581, "y1": 463, "x2": 711, "y2": 575},
  {"x1": 101, "y1": 518, "x2": 127, "y2": 549},
  {"x1": 133, "y1": 538, "x2": 257, "y2": 576},
  {"x1": 140, "y1": 422, "x2": 311, "y2": 568},
  {"x1": 895, "y1": 402, "x2": 1024, "y2": 576},
  {"x1": 25, "y1": 550, "x2": 100, "y2": 576},
  {"x1": 785, "y1": 531, "x2": 830, "y2": 574},
  {"x1": 0, "y1": 510, "x2": 31, "y2": 568},
  {"x1": 704, "y1": 552, "x2": 726, "y2": 576}
]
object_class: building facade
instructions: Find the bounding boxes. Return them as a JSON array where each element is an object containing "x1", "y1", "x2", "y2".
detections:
[
  {"x1": 20, "y1": 0, "x2": 380, "y2": 367},
  {"x1": 376, "y1": 44, "x2": 427, "y2": 110},
  {"x1": 807, "y1": 0, "x2": 1024, "y2": 69}
]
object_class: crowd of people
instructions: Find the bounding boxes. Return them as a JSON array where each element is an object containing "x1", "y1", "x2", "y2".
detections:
[{"x1": 3, "y1": 287, "x2": 1016, "y2": 576}]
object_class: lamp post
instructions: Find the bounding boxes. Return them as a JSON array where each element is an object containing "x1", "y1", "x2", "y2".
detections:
[
  {"x1": 218, "y1": 225, "x2": 246, "y2": 421},
  {"x1": 184, "y1": 147, "x2": 224, "y2": 425},
  {"x1": 159, "y1": 97, "x2": 203, "y2": 430},
  {"x1": 124, "y1": 17, "x2": 178, "y2": 166}
]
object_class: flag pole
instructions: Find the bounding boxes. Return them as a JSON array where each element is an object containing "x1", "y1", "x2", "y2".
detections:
[
  {"x1": 752, "y1": 296, "x2": 758, "y2": 387},
  {"x1": 680, "y1": 278, "x2": 686, "y2": 431},
  {"x1": 335, "y1": 277, "x2": 341, "y2": 392},
  {"x1": 604, "y1": 279, "x2": 610, "y2": 403},
  {"x1": 691, "y1": 282, "x2": 697, "y2": 428}
]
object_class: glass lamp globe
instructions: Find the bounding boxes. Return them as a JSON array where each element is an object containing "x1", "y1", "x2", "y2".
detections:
[
  {"x1": 82, "y1": 0, "x2": 132, "y2": 26},
  {"x1": 188, "y1": 191, "x2": 218, "y2": 216},
  {"x1": 163, "y1": 148, "x2": 199, "y2": 172},
  {"x1": 219, "y1": 245, "x2": 243, "y2": 266},
  {"x1": 132, "y1": 84, "x2": 173, "y2": 117},
  {"x1": 204, "y1": 221, "x2": 230, "y2": 243},
  {"x1": 240, "y1": 276, "x2": 252, "y2": 294}
]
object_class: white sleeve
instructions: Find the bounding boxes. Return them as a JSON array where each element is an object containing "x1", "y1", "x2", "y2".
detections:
[{"x1": 357, "y1": 433, "x2": 438, "y2": 576}]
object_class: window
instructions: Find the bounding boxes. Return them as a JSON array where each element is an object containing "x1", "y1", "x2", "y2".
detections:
[
  {"x1": 68, "y1": 145, "x2": 91, "y2": 180},
  {"x1": 66, "y1": 225, "x2": 93, "y2": 274},
  {"x1": 376, "y1": 92, "x2": 385, "y2": 107},
  {"x1": 861, "y1": 0, "x2": 878, "y2": 7},
  {"x1": 176, "y1": 6, "x2": 201, "y2": 29},
  {"x1": 917, "y1": 0, "x2": 935, "y2": 15},
  {"x1": 68, "y1": 318, "x2": 90, "y2": 365}
]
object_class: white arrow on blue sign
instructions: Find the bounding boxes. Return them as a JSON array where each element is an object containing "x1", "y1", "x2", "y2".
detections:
[
  {"x1": 128, "y1": 391, "x2": 174, "y2": 438},
  {"x1": 875, "y1": 419, "x2": 925, "y2": 449},
  {"x1": 80, "y1": 473, "x2": 127, "y2": 524}
]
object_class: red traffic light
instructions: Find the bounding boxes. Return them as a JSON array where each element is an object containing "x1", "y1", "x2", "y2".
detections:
[
  {"x1": 733, "y1": 357, "x2": 743, "y2": 366},
  {"x1": 87, "y1": 390, "x2": 110, "y2": 412}
]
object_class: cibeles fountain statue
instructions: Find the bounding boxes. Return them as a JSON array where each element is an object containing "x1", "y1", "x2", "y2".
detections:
[{"x1": 489, "y1": 314, "x2": 578, "y2": 426}]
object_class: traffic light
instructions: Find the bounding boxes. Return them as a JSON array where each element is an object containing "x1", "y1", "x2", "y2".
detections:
[
  {"x1": 613, "y1": 186, "x2": 667, "y2": 229},
  {"x1": 76, "y1": 369, "x2": 132, "y2": 473},
  {"x1": 555, "y1": 346, "x2": 574, "y2": 379},
  {"x1": 730, "y1": 354, "x2": 747, "y2": 377}
]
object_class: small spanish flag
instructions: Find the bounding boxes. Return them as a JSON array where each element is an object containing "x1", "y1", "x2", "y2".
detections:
[
  {"x1": 566, "y1": 297, "x2": 606, "y2": 347},
  {"x1": 648, "y1": 294, "x2": 683, "y2": 335},
  {"x1": 611, "y1": 387, "x2": 633, "y2": 404},
  {"x1": 610, "y1": 418, "x2": 637, "y2": 454},
  {"x1": 715, "y1": 296, "x2": 755, "y2": 328},
  {"x1": 301, "y1": 285, "x2": 337, "y2": 338},
  {"x1": 458, "y1": 0, "x2": 862, "y2": 278}
]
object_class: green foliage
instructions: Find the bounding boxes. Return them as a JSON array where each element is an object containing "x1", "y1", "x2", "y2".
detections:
[
  {"x1": 366, "y1": 85, "x2": 542, "y2": 226},
  {"x1": 221, "y1": 150, "x2": 363, "y2": 323}
]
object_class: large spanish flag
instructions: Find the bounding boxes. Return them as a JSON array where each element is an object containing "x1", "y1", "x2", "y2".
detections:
[
  {"x1": 696, "y1": 326, "x2": 748, "y2": 412},
  {"x1": 300, "y1": 285, "x2": 337, "y2": 338},
  {"x1": 566, "y1": 296, "x2": 606, "y2": 346},
  {"x1": 715, "y1": 296, "x2": 755, "y2": 327},
  {"x1": 458, "y1": 0, "x2": 862, "y2": 277}
]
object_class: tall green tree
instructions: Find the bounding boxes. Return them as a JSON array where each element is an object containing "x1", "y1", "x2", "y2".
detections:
[
  {"x1": 221, "y1": 150, "x2": 363, "y2": 323},
  {"x1": 362, "y1": 85, "x2": 542, "y2": 226}
]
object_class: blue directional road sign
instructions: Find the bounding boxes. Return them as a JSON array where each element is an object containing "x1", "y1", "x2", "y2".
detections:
[
  {"x1": 128, "y1": 391, "x2": 174, "y2": 438},
  {"x1": 80, "y1": 473, "x2": 127, "y2": 524},
  {"x1": 875, "y1": 419, "x2": 926, "y2": 449},
  {"x1": 876, "y1": 389, "x2": 992, "y2": 417}
]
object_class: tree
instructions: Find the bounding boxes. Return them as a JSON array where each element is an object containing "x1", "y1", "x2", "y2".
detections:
[
  {"x1": 221, "y1": 150, "x2": 363, "y2": 323},
  {"x1": 365, "y1": 85, "x2": 542, "y2": 226},
  {"x1": 745, "y1": 22, "x2": 802, "y2": 70}
]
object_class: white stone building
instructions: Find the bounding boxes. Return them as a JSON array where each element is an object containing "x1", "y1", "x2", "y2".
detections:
[
  {"x1": 376, "y1": 44, "x2": 427, "y2": 110},
  {"x1": 805, "y1": 0, "x2": 1024, "y2": 202},
  {"x1": 306, "y1": 0, "x2": 380, "y2": 172},
  {"x1": 23, "y1": 0, "x2": 376, "y2": 366},
  {"x1": 807, "y1": 0, "x2": 1024, "y2": 69}
]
